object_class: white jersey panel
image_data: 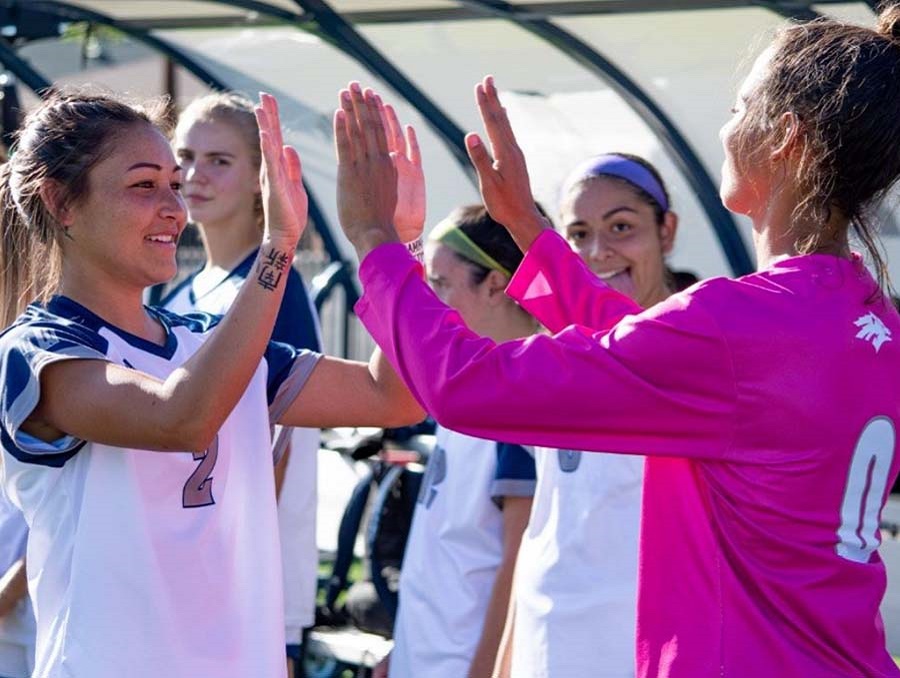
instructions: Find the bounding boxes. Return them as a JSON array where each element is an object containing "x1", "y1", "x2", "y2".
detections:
[
  {"x1": 0, "y1": 490, "x2": 34, "y2": 677},
  {"x1": 0, "y1": 300, "x2": 319, "y2": 678},
  {"x1": 390, "y1": 428, "x2": 506, "y2": 678},
  {"x1": 164, "y1": 260, "x2": 320, "y2": 635},
  {"x1": 512, "y1": 448, "x2": 643, "y2": 678}
]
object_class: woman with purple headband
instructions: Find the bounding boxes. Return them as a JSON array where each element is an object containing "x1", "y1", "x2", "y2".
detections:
[{"x1": 494, "y1": 152, "x2": 680, "y2": 678}]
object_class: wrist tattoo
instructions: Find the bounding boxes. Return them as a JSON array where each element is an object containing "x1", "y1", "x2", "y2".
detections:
[
  {"x1": 405, "y1": 236, "x2": 424, "y2": 264},
  {"x1": 256, "y1": 247, "x2": 292, "y2": 292}
]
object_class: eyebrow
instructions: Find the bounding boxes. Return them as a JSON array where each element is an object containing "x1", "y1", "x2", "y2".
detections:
[
  {"x1": 126, "y1": 162, "x2": 181, "y2": 173},
  {"x1": 601, "y1": 206, "x2": 639, "y2": 220}
]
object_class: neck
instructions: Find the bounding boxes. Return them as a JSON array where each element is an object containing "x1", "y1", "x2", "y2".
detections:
[
  {"x1": 642, "y1": 282, "x2": 673, "y2": 309},
  {"x1": 58, "y1": 265, "x2": 161, "y2": 342},
  {"x1": 197, "y1": 212, "x2": 262, "y2": 272},
  {"x1": 485, "y1": 305, "x2": 540, "y2": 343},
  {"x1": 751, "y1": 197, "x2": 851, "y2": 271}
]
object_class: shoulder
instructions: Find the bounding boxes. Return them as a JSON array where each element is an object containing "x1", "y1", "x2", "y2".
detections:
[{"x1": 0, "y1": 304, "x2": 109, "y2": 360}]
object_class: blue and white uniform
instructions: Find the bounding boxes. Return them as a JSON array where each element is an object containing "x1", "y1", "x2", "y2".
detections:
[
  {"x1": 0, "y1": 490, "x2": 33, "y2": 678},
  {"x1": 0, "y1": 296, "x2": 320, "y2": 678},
  {"x1": 512, "y1": 449, "x2": 643, "y2": 677},
  {"x1": 390, "y1": 426, "x2": 536, "y2": 678},
  {"x1": 164, "y1": 249, "x2": 322, "y2": 642}
]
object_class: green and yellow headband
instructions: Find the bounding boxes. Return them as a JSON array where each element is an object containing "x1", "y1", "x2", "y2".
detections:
[{"x1": 429, "y1": 218, "x2": 512, "y2": 278}]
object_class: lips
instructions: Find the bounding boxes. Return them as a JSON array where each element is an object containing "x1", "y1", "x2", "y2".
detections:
[{"x1": 145, "y1": 233, "x2": 178, "y2": 245}]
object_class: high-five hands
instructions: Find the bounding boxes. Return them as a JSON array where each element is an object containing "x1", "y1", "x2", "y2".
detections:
[
  {"x1": 379, "y1": 99, "x2": 425, "y2": 244},
  {"x1": 334, "y1": 83, "x2": 401, "y2": 260},
  {"x1": 465, "y1": 76, "x2": 552, "y2": 252},
  {"x1": 254, "y1": 93, "x2": 308, "y2": 248}
]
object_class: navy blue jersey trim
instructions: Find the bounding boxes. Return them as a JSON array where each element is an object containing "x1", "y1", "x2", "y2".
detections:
[
  {"x1": 158, "y1": 271, "x2": 197, "y2": 308},
  {"x1": 47, "y1": 296, "x2": 180, "y2": 359},
  {"x1": 1, "y1": 425, "x2": 81, "y2": 468}
]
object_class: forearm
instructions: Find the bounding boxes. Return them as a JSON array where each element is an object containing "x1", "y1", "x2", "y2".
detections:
[
  {"x1": 356, "y1": 244, "x2": 734, "y2": 456},
  {"x1": 507, "y1": 230, "x2": 641, "y2": 333},
  {"x1": 158, "y1": 238, "x2": 297, "y2": 448},
  {"x1": 470, "y1": 552, "x2": 518, "y2": 677},
  {"x1": 0, "y1": 559, "x2": 27, "y2": 617},
  {"x1": 494, "y1": 600, "x2": 515, "y2": 678}
]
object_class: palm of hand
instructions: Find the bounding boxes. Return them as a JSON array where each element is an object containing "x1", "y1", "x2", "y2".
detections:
[
  {"x1": 393, "y1": 151, "x2": 425, "y2": 243},
  {"x1": 257, "y1": 93, "x2": 308, "y2": 244}
]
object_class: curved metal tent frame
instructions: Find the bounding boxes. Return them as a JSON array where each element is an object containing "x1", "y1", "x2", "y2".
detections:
[{"x1": 0, "y1": 0, "x2": 878, "y2": 282}]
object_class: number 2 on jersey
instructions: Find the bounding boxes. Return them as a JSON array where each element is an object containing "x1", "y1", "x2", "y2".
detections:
[
  {"x1": 182, "y1": 435, "x2": 219, "y2": 508},
  {"x1": 837, "y1": 417, "x2": 896, "y2": 563}
]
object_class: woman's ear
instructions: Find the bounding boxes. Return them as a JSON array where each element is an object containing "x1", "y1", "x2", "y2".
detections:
[
  {"x1": 39, "y1": 179, "x2": 73, "y2": 228},
  {"x1": 770, "y1": 111, "x2": 802, "y2": 161},
  {"x1": 484, "y1": 269, "x2": 511, "y2": 304},
  {"x1": 659, "y1": 211, "x2": 679, "y2": 256}
]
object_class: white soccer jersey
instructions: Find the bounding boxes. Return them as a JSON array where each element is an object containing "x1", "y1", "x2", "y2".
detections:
[
  {"x1": 0, "y1": 489, "x2": 34, "y2": 678},
  {"x1": 164, "y1": 251, "x2": 322, "y2": 639},
  {"x1": 0, "y1": 296, "x2": 320, "y2": 678},
  {"x1": 512, "y1": 448, "x2": 643, "y2": 678},
  {"x1": 390, "y1": 426, "x2": 535, "y2": 678}
]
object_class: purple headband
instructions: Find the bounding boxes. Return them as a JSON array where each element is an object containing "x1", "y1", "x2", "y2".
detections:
[{"x1": 562, "y1": 154, "x2": 669, "y2": 212}]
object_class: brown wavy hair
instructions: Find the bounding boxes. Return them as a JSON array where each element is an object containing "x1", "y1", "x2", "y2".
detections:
[{"x1": 734, "y1": 5, "x2": 900, "y2": 294}]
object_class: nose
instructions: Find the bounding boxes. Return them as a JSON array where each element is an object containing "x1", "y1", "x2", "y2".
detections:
[
  {"x1": 588, "y1": 234, "x2": 614, "y2": 262},
  {"x1": 161, "y1": 185, "x2": 187, "y2": 224},
  {"x1": 182, "y1": 161, "x2": 205, "y2": 185}
]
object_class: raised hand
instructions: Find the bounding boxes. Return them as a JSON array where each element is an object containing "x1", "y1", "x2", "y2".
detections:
[
  {"x1": 378, "y1": 97, "x2": 425, "y2": 244},
  {"x1": 465, "y1": 76, "x2": 551, "y2": 251},
  {"x1": 334, "y1": 82, "x2": 400, "y2": 260},
  {"x1": 255, "y1": 93, "x2": 307, "y2": 248}
]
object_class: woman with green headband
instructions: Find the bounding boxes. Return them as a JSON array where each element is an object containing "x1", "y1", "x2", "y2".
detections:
[{"x1": 374, "y1": 205, "x2": 538, "y2": 678}]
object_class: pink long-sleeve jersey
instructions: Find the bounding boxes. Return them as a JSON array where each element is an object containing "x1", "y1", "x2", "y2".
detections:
[{"x1": 356, "y1": 230, "x2": 900, "y2": 677}]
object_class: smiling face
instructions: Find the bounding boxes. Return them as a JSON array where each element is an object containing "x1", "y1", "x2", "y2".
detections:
[
  {"x1": 560, "y1": 176, "x2": 676, "y2": 308},
  {"x1": 174, "y1": 117, "x2": 260, "y2": 229},
  {"x1": 60, "y1": 122, "x2": 187, "y2": 291}
]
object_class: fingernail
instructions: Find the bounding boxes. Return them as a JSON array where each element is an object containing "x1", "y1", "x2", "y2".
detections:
[{"x1": 350, "y1": 82, "x2": 362, "y2": 93}]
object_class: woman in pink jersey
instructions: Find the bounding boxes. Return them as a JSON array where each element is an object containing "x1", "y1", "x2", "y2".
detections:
[{"x1": 332, "y1": 9, "x2": 900, "y2": 678}]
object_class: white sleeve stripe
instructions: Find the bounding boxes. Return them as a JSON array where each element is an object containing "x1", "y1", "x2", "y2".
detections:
[
  {"x1": 271, "y1": 425, "x2": 291, "y2": 465},
  {"x1": 5, "y1": 349, "x2": 108, "y2": 453},
  {"x1": 490, "y1": 478, "x2": 537, "y2": 500},
  {"x1": 269, "y1": 353, "x2": 322, "y2": 424}
]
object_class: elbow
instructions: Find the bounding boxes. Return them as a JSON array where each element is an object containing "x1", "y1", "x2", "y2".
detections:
[
  {"x1": 381, "y1": 397, "x2": 427, "y2": 429},
  {"x1": 160, "y1": 411, "x2": 219, "y2": 453}
]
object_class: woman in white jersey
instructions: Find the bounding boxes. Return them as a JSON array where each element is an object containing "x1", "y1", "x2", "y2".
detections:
[
  {"x1": 376, "y1": 205, "x2": 537, "y2": 678},
  {"x1": 0, "y1": 89, "x2": 423, "y2": 678},
  {"x1": 161, "y1": 93, "x2": 328, "y2": 664},
  {"x1": 498, "y1": 154, "x2": 680, "y2": 678}
]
